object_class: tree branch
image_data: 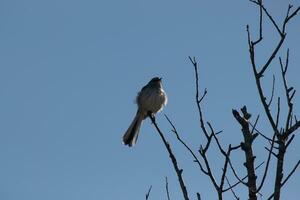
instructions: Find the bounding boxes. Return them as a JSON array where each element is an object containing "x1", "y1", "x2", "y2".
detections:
[
  {"x1": 164, "y1": 114, "x2": 208, "y2": 175},
  {"x1": 225, "y1": 176, "x2": 240, "y2": 200},
  {"x1": 232, "y1": 108, "x2": 258, "y2": 200},
  {"x1": 165, "y1": 177, "x2": 171, "y2": 200},
  {"x1": 145, "y1": 185, "x2": 152, "y2": 200},
  {"x1": 149, "y1": 114, "x2": 190, "y2": 200},
  {"x1": 189, "y1": 56, "x2": 209, "y2": 139}
]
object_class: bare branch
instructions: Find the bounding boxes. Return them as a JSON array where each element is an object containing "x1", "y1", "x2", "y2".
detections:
[
  {"x1": 258, "y1": 36, "x2": 285, "y2": 78},
  {"x1": 149, "y1": 114, "x2": 190, "y2": 200},
  {"x1": 247, "y1": 3, "x2": 283, "y2": 136},
  {"x1": 232, "y1": 107, "x2": 258, "y2": 200},
  {"x1": 281, "y1": 160, "x2": 300, "y2": 187},
  {"x1": 273, "y1": 140, "x2": 286, "y2": 200},
  {"x1": 189, "y1": 56, "x2": 209, "y2": 139},
  {"x1": 264, "y1": 146, "x2": 277, "y2": 158},
  {"x1": 228, "y1": 158, "x2": 248, "y2": 187},
  {"x1": 285, "y1": 134, "x2": 295, "y2": 150},
  {"x1": 250, "y1": 0, "x2": 282, "y2": 36},
  {"x1": 250, "y1": 115, "x2": 260, "y2": 135},
  {"x1": 145, "y1": 185, "x2": 152, "y2": 200},
  {"x1": 285, "y1": 121, "x2": 300, "y2": 139},
  {"x1": 220, "y1": 146, "x2": 233, "y2": 191},
  {"x1": 256, "y1": 132, "x2": 276, "y2": 192},
  {"x1": 267, "y1": 160, "x2": 300, "y2": 200},
  {"x1": 267, "y1": 75, "x2": 276, "y2": 107},
  {"x1": 199, "y1": 148, "x2": 220, "y2": 192},
  {"x1": 223, "y1": 162, "x2": 264, "y2": 192},
  {"x1": 283, "y1": 5, "x2": 300, "y2": 33},
  {"x1": 275, "y1": 97, "x2": 281, "y2": 128},
  {"x1": 225, "y1": 176, "x2": 240, "y2": 200},
  {"x1": 279, "y1": 49, "x2": 295, "y2": 133},
  {"x1": 196, "y1": 193, "x2": 201, "y2": 200},
  {"x1": 249, "y1": 118, "x2": 275, "y2": 143},
  {"x1": 165, "y1": 177, "x2": 171, "y2": 200},
  {"x1": 252, "y1": 0, "x2": 263, "y2": 45},
  {"x1": 164, "y1": 114, "x2": 208, "y2": 175}
]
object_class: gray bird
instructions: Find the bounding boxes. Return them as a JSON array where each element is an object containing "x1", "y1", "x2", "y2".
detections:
[{"x1": 123, "y1": 77, "x2": 167, "y2": 147}]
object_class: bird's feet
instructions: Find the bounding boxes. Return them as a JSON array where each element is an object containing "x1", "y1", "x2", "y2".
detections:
[{"x1": 147, "y1": 111, "x2": 156, "y2": 123}]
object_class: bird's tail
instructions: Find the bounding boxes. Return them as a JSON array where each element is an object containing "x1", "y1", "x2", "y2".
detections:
[{"x1": 123, "y1": 112, "x2": 144, "y2": 147}]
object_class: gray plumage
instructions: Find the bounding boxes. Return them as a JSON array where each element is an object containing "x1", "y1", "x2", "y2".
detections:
[{"x1": 123, "y1": 77, "x2": 167, "y2": 147}]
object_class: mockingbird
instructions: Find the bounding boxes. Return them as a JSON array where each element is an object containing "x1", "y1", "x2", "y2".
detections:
[{"x1": 123, "y1": 77, "x2": 167, "y2": 147}]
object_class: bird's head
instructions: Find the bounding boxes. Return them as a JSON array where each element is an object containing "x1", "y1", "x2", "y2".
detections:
[{"x1": 149, "y1": 77, "x2": 162, "y2": 83}]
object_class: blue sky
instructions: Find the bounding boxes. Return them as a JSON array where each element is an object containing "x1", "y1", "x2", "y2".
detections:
[{"x1": 0, "y1": 0, "x2": 299, "y2": 199}]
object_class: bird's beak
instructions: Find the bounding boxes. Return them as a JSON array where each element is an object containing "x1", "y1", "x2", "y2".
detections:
[{"x1": 159, "y1": 77, "x2": 162, "y2": 81}]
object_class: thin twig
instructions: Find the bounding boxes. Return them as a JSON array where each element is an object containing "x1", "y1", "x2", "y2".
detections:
[
  {"x1": 199, "y1": 147, "x2": 220, "y2": 191},
  {"x1": 267, "y1": 75, "x2": 276, "y2": 107},
  {"x1": 223, "y1": 162, "x2": 264, "y2": 192},
  {"x1": 281, "y1": 160, "x2": 300, "y2": 187},
  {"x1": 196, "y1": 193, "x2": 201, "y2": 200},
  {"x1": 149, "y1": 114, "x2": 190, "y2": 200},
  {"x1": 285, "y1": 121, "x2": 300, "y2": 139},
  {"x1": 253, "y1": 0, "x2": 263, "y2": 45},
  {"x1": 279, "y1": 50, "x2": 294, "y2": 133},
  {"x1": 165, "y1": 177, "x2": 171, "y2": 200},
  {"x1": 189, "y1": 56, "x2": 209, "y2": 139},
  {"x1": 250, "y1": 115, "x2": 260, "y2": 134},
  {"x1": 145, "y1": 185, "x2": 152, "y2": 200},
  {"x1": 256, "y1": 132, "x2": 276, "y2": 192},
  {"x1": 275, "y1": 97, "x2": 281, "y2": 129},
  {"x1": 284, "y1": 5, "x2": 300, "y2": 32},
  {"x1": 267, "y1": 160, "x2": 300, "y2": 200},
  {"x1": 264, "y1": 147, "x2": 277, "y2": 158},
  {"x1": 225, "y1": 176, "x2": 240, "y2": 200},
  {"x1": 250, "y1": 0, "x2": 282, "y2": 36},
  {"x1": 164, "y1": 114, "x2": 208, "y2": 175},
  {"x1": 228, "y1": 158, "x2": 248, "y2": 187}
]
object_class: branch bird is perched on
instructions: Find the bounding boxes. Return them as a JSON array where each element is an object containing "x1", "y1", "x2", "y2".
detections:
[{"x1": 123, "y1": 77, "x2": 167, "y2": 147}]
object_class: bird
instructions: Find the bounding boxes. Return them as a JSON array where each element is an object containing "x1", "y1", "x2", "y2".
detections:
[{"x1": 123, "y1": 77, "x2": 167, "y2": 147}]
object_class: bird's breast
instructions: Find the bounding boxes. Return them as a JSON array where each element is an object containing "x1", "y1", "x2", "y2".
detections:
[{"x1": 138, "y1": 88, "x2": 167, "y2": 114}]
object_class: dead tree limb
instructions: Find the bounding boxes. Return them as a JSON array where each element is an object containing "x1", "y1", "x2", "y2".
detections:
[{"x1": 148, "y1": 114, "x2": 190, "y2": 200}]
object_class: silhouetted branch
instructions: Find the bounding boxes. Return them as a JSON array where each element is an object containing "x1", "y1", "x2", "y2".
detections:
[
  {"x1": 232, "y1": 107, "x2": 258, "y2": 200},
  {"x1": 267, "y1": 160, "x2": 300, "y2": 200},
  {"x1": 196, "y1": 193, "x2": 201, "y2": 200},
  {"x1": 275, "y1": 97, "x2": 281, "y2": 128},
  {"x1": 256, "y1": 132, "x2": 276, "y2": 192},
  {"x1": 252, "y1": 0, "x2": 263, "y2": 45},
  {"x1": 143, "y1": 1, "x2": 299, "y2": 200},
  {"x1": 149, "y1": 114, "x2": 190, "y2": 200},
  {"x1": 188, "y1": 57, "x2": 239, "y2": 199},
  {"x1": 227, "y1": 158, "x2": 248, "y2": 187},
  {"x1": 250, "y1": 0, "x2": 282, "y2": 36},
  {"x1": 209, "y1": 124, "x2": 243, "y2": 192},
  {"x1": 164, "y1": 114, "x2": 208, "y2": 175},
  {"x1": 189, "y1": 56, "x2": 209, "y2": 139},
  {"x1": 225, "y1": 176, "x2": 240, "y2": 200},
  {"x1": 223, "y1": 162, "x2": 264, "y2": 192},
  {"x1": 285, "y1": 121, "x2": 300, "y2": 139},
  {"x1": 264, "y1": 147, "x2": 277, "y2": 158},
  {"x1": 279, "y1": 49, "x2": 294, "y2": 132},
  {"x1": 246, "y1": 2, "x2": 300, "y2": 199},
  {"x1": 199, "y1": 147, "x2": 219, "y2": 193},
  {"x1": 281, "y1": 160, "x2": 300, "y2": 187},
  {"x1": 165, "y1": 177, "x2": 171, "y2": 200},
  {"x1": 145, "y1": 185, "x2": 152, "y2": 200},
  {"x1": 283, "y1": 5, "x2": 300, "y2": 32},
  {"x1": 285, "y1": 134, "x2": 295, "y2": 149},
  {"x1": 267, "y1": 75, "x2": 276, "y2": 107},
  {"x1": 250, "y1": 115, "x2": 260, "y2": 134}
]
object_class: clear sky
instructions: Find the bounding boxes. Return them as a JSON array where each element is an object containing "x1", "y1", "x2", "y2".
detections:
[{"x1": 0, "y1": 0, "x2": 299, "y2": 199}]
